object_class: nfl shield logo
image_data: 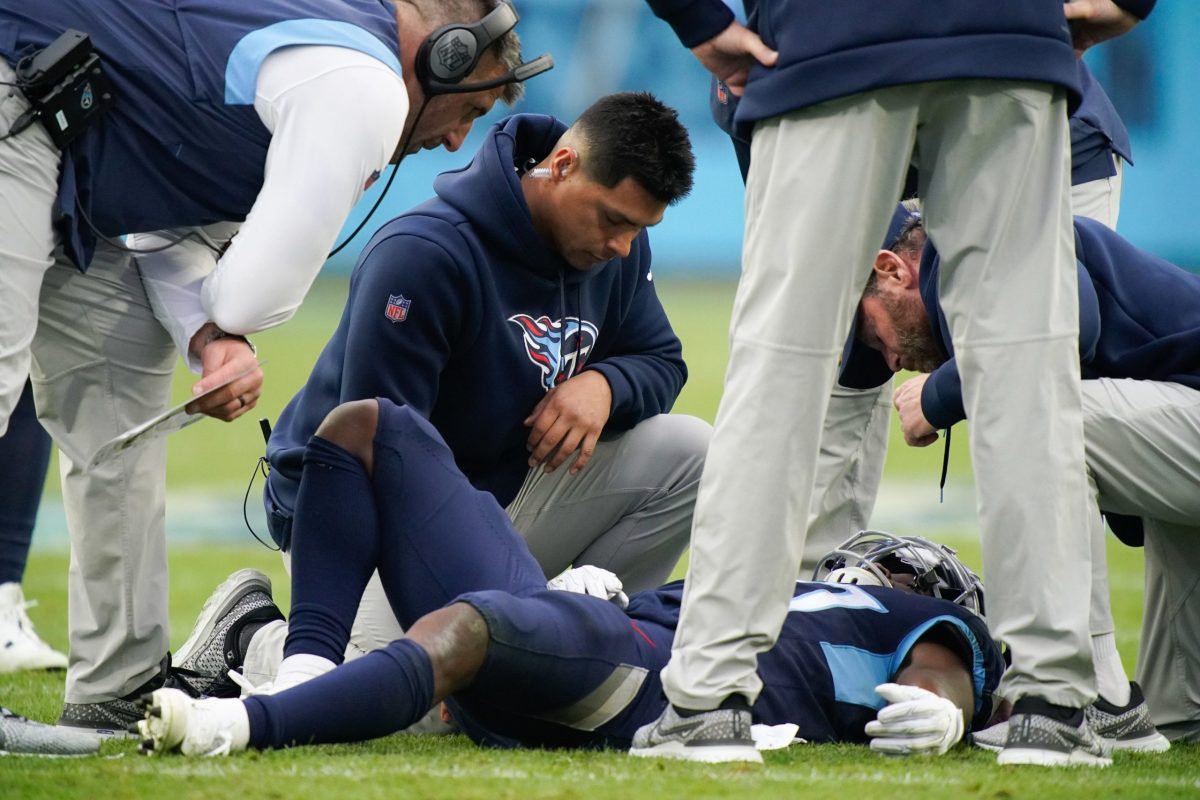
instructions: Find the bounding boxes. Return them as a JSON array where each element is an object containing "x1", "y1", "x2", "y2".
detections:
[{"x1": 385, "y1": 294, "x2": 411, "y2": 323}]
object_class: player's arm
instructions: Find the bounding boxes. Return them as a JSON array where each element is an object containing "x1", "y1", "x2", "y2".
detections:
[{"x1": 865, "y1": 629, "x2": 975, "y2": 756}]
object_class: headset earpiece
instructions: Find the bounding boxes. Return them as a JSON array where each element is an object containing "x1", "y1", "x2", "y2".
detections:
[{"x1": 414, "y1": 2, "x2": 554, "y2": 97}]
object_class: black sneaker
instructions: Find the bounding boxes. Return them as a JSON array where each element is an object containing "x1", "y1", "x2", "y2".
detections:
[
  {"x1": 56, "y1": 654, "x2": 202, "y2": 738},
  {"x1": 172, "y1": 568, "x2": 284, "y2": 698},
  {"x1": 1086, "y1": 682, "x2": 1170, "y2": 753},
  {"x1": 629, "y1": 703, "x2": 761, "y2": 764},
  {"x1": 996, "y1": 697, "x2": 1111, "y2": 767}
]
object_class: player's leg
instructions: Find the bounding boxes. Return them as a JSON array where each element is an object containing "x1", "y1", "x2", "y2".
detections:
[
  {"x1": 803, "y1": 381, "x2": 892, "y2": 574},
  {"x1": 139, "y1": 602, "x2": 486, "y2": 754},
  {"x1": 32, "y1": 242, "x2": 177, "y2": 734},
  {"x1": 643, "y1": 90, "x2": 917, "y2": 761},
  {"x1": 508, "y1": 413, "x2": 710, "y2": 592},
  {"x1": 279, "y1": 399, "x2": 548, "y2": 682}
]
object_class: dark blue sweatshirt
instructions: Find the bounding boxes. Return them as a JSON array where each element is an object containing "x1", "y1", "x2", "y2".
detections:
[
  {"x1": 646, "y1": 0, "x2": 1080, "y2": 140},
  {"x1": 264, "y1": 114, "x2": 686, "y2": 549},
  {"x1": 0, "y1": 0, "x2": 401, "y2": 270},
  {"x1": 712, "y1": 60, "x2": 1131, "y2": 187}
]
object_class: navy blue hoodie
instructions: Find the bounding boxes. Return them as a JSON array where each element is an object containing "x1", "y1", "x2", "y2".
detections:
[
  {"x1": 647, "y1": 0, "x2": 1080, "y2": 139},
  {"x1": 264, "y1": 114, "x2": 686, "y2": 549}
]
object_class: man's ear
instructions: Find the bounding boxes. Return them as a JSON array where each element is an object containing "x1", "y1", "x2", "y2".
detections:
[
  {"x1": 874, "y1": 250, "x2": 919, "y2": 290},
  {"x1": 547, "y1": 147, "x2": 579, "y2": 181},
  {"x1": 873, "y1": 250, "x2": 904, "y2": 286}
]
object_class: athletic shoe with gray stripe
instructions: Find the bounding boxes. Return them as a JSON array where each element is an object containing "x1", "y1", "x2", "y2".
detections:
[
  {"x1": 973, "y1": 682, "x2": 1169, "y2": 755},
  {"x1": 629, "y1": 703, "x2": 762, "y2": 764},
  {"x1": 995, "y1": 698, "x2": 1111, "y2": 767},
  {"x1": 2, "y1": 707, "x2": 100, "y2": 756},
  {"x1": 172, "y1": 568, "x2": 284, "y2": 699},
  {"x1": 1085, "y1": 682, "x2": 1170, "y2": 753}
]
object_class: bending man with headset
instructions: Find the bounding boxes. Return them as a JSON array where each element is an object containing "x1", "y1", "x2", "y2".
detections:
[{"x1": 0, "y1": 0, "x2": 549, "y2": 735}]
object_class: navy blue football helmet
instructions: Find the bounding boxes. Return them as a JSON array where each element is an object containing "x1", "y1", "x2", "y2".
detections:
[{"x1": 813, "y1": 530, "x2": 985, "y2": 617}]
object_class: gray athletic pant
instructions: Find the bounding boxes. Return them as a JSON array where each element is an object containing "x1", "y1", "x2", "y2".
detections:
[
  {"x1": 244, "y1": 413, "x2": 710, "y2": 677},
  {"x1": 808, "y1": 158, "x2": 1123, "y2": 576},
  {"x1": 1081, "y1": 378, "x2": 1200, "y2": 742},
  {"x1": 1, "y1": 61, "x2": 178, "y2": 703},
  {"x1": 33, "y1": 245, "x2": 178, "y2": 704},
  {"x1": 662, "y1": 80, "x2": 1095, "y2": 711}
]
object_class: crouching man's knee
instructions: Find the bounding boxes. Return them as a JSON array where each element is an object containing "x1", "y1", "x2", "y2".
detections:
[{"x1": 315, "y1": 399, "x2": 380, "y2": 475}]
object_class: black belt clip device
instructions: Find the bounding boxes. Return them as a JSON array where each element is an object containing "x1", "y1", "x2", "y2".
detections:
[{"x1": 16, "y1": 29, "x2": 113, "y2": 148}]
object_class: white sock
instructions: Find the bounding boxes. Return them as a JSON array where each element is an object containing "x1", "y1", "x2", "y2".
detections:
[
  {"x1": 271, "y1": 653, "x2": 336, "y2": 694},
  {"x1": 225, "y1": 700, "x2": 252, "y2": 751},
  {"x1": 1091, "y1": 632, "x2": 1131, "y2": 706}
]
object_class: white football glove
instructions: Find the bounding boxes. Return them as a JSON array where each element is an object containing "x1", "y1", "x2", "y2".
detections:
[
  {"x1": 546, "y1": 565, "x2": 629, "y2": 608},
  {"x1": 864, "y1": 683, "x2": 964, "y2": 756}
]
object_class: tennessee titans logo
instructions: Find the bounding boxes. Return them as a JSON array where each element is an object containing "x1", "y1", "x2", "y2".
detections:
[
  {"x1": 80, "y1": 84, "x2": 94, "y2": 110},
  {"x1": 508, "y1": 314, "x2": 598, "y2": 391}
]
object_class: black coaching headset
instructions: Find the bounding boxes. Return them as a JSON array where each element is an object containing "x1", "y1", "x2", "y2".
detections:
[
  {"x1": 414, "y1": 1, "x2": 553, "y2": 96},
  {"x1": 328, "y1": 1, "x2": 553, "y2": 256}
]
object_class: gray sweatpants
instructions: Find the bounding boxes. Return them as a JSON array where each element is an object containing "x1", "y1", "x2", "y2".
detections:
[
  {"x1": 244, "y1": 413, "x2": 710, "y2": 678},
  {"x1": 1081, "y1": 378, "x2": 1200, "y2": 742},
  {"x1": 662, "y1": 80, "x2": 1095, "y2": 711}
]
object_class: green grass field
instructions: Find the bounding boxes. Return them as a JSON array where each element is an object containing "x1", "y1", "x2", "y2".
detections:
[{"x1": 4, "y1": 278, "x2": 1196, "y2": 798}]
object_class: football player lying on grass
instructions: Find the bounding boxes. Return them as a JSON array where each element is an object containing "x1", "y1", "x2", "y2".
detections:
[{"x1": 137, "y1": 399, "x2": 1003, "y2": 760}]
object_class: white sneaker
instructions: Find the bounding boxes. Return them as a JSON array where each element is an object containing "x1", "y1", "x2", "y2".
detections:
[
  {"x1": 136, "y1": 688, "x2": 250, "y2": 757},
  {"x1": 0, "y1": 582, "x2": 68, "y2": 673}
]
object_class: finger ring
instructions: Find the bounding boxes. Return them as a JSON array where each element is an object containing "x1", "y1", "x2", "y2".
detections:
[{"x1": 238, "y1": 396, "x2": 246, "y2": 408}]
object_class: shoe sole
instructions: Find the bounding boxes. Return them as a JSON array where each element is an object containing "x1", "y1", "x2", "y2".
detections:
[
  {"x1": 136, "y1": 689, "x2": 190, "y2": 754},
  {"x1": 979, "y1": 728, "x2": 1172, "y2": 755},
  {"x1": 55, "y1": 722, "x2": 135, "y2": 740},
  {"x1": 174, "y1": 569, "x2": 272, "y2": 670},
  {"x1": 629, "y1": 742, "x2": 763, "y2": 764},
  {"x1": 996, "y1": 747, "x2": 1112, "y2": 767},
  {"x1": 1103, "y1": 731, "x2": 1171, "y2": 753}
]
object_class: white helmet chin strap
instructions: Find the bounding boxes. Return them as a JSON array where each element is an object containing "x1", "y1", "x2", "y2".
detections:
[{"x1": 824, "y1": 566, "x2": 890, "y2": 588}]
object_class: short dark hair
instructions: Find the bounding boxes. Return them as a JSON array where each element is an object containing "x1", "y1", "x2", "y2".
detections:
[{"x1": 573, "y1": 92, "x2": 695, "y2": 205}]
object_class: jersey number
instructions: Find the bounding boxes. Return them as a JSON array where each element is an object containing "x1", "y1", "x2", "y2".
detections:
[{"x1": 788, "y1": 584, "x2": 886, "y2": 614}]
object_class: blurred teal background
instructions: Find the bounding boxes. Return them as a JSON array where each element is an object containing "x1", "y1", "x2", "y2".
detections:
[{"x1": 326, "y1": 1, "x2": 1200, "y2": 276}]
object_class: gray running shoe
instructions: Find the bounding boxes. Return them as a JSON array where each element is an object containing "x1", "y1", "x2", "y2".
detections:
[
  {"x1": 974, "y1": 683, "x2": 1169, "y2": 755},
  {"x1": 1085, "y1": 682, "x2": 1170, "y2": 753},
  {"x1": 57, "y1": 654, "x2": 202, "y2": 737},
  {"x1": 629, "y1": 703, "x2": 762, "y2": 764},
  {"x1": 172, "y1": 569, "x2": 283, "y2": 698},
  {"x1": 995, "y1": 698, "x2": 1111, "y2": 767},
  {"x1": 1, "y1": 707, "x2": 99, "y2": 756}
]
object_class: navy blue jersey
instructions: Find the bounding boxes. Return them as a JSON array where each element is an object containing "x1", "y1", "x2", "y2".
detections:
[{"x1": 449, "y1": 580, "x2": 1002, "y2": 750}]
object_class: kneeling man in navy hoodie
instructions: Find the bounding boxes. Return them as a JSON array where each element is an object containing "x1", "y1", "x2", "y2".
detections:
[{"x1": 218, "y1": 93, "x2": 708, "y2": 689}]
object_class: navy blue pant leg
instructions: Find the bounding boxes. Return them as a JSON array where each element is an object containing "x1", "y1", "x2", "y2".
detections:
[
  {"x1": 370, "y1": 400, "x2": 548, "y2": 629},
  {"x1": 447, "y1": 589, "x2": 674, "y2": 750},
  {"x1": 0, "y1": 381, "x2": 51, "y2": 584}
]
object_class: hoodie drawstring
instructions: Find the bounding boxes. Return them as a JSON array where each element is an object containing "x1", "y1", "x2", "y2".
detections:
[{"x1": 938, "y1": 426, "x2": 951, "y2": 503}]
